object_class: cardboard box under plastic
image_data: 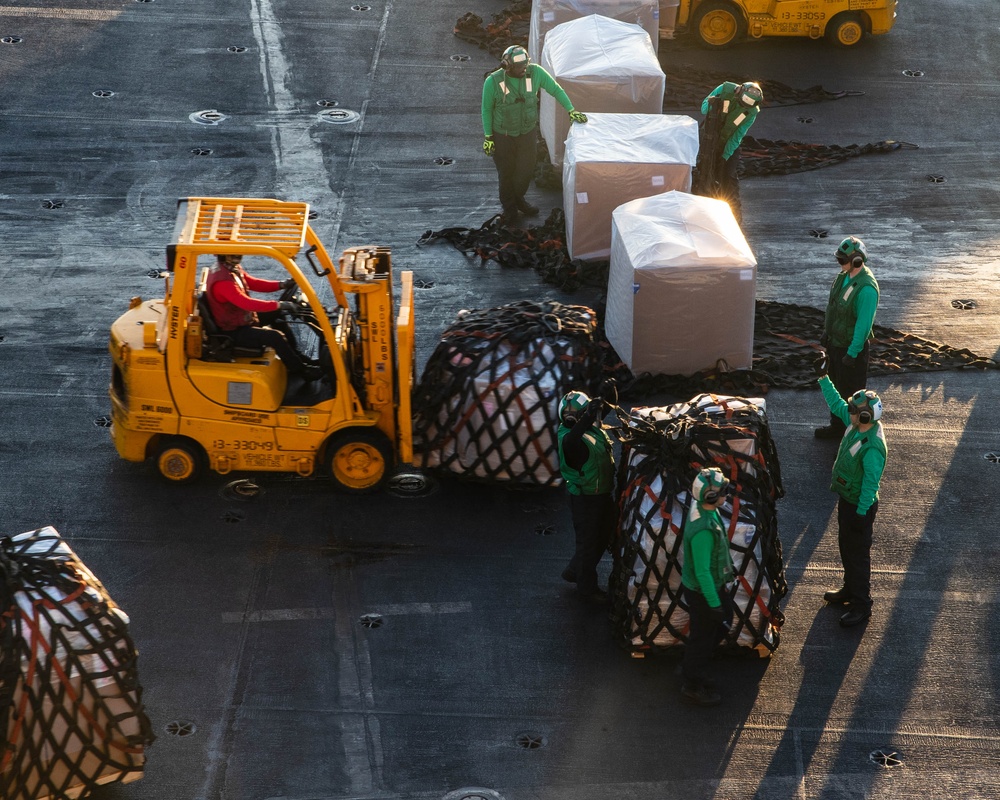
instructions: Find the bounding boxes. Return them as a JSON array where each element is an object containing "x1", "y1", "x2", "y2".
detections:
[
  {"x1": 606, "y1": 191, "x2": 757, "y2": 376},
  {"x1": 528, "y1": 0, "x2": 660, "y2": 62},
  {"x1": 563, "y1": 112, "x2": 698, "y2": 261},
  {"x1": 539, "y1": 15, "x2": 665, "y2": 167}
]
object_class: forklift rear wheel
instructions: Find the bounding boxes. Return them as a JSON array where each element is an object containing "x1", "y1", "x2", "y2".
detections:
[
  {"x1": 693, "y1": 1, "x2": 745, "y2": 49},
  {"x1": 826, "y1": 12, "x2": 865, "y2": 46},
  {"x1": 325, "y1": 429, "x2": 393, "y2": 493},
  {"x1": 155, "y1": 437, "x2": 205, "y2": 484}
]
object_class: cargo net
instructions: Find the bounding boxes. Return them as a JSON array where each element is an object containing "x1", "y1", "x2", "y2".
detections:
[
  {"x1": 0, "y1": 527, "x2": 154, "y2": 800},
  {"x1": 662, "y1": 64, "x2": 866, "y2": 110},
  {"x1": 418, "y1": 219, "x2": 1000, "y2": 395},
  {"x1": 608, "y1": 395, "x2": 787, "y2": 657},
  {"x1": 454, "y1": 0, "x2": 530, "y2": 58},
  {"x1": 412, "y1": 300, "x2": 603, "y2": 486},
  {"x1": 737, "y1": 136, "x2": 918, "y2": 178},
  {"x1": 418, "y1": 209, "x2": 605, "y2": 293}
]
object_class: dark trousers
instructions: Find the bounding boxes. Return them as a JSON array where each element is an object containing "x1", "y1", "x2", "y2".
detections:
[
  {"x1": 259, "y1": 309, "x2": 299, "y2": 349},
  {"x1": 492, "y1": 132, "x2": 537, "y2": 214},
  {"x1": 826, "y1": 341, "x2": 870, "y2": 430},
  {"x1": 682, "y1": 587, "x2": 734, "y2": 688},
  {"x1": 719, "y1": 147, "x2": 742, "y2": 222},
  {"x1": 566, "y1": 492, "x2": 616, "y2": 594},
  {"x1": 837, "y1": 497, "x2": 877, "y2": 609},
  {"x1": 229, "y1": 325, "x2": 305, "y2": 372}
]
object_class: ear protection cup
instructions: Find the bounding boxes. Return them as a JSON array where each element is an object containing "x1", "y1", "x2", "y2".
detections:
[
  {"x1": 500, "y1": 45, "x2": 528, "y2": 71},
  {"x1": 559, "y1": 390, "x2": 590, "y2": 424},
  {"x1": 836, "y1": 236, "x2": 868, "y2": 267},
  {"x1": 849, "y1": 390, "x2": 882, "y2": 424},
  {"x1": 693, "y1": 467, "x2": 730, "y2": 505}
]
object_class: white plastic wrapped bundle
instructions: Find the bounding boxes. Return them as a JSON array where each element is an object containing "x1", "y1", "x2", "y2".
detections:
[
  {"x1": 413, "y1": 301, "x2": 603, "y2": 486},
  {"x1": 428, "y1": 339, "x2": 563, "y2": 483},
  {"x1": 610, "y1": 394, "x2": 786, "y2": 656},
  {"x1": 0, "y1": 527, "x2": 152, "y2": 800},
  {"x1": 528, "y1": 0, "x2": 660, "y2": 61},
  {"x1": 607, "y1": 191, "x2": 758, "y2": 376},
  {"x1": 621, "y1": 476, "x2": 689, "y2": 647},
  {"x1": 563, "y1": 112, "x2": 699, "y2": 261},
  {"x1": 539, "y1": 15, "x2": 665, "y2": 167}
]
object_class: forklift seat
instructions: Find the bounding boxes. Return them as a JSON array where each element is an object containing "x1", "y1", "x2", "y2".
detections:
[{"x1": 195, "y1": 294, "x2": 266, "y2": 362}]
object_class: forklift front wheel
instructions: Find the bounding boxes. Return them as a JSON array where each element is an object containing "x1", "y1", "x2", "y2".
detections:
[
  {"x1": 325, "y1": 428, "x2": 394, "y2": 494},
  {"x1": 825, "y1": 12, "x2": 865, "y2": 47},
  {"x1": 693, "y1": 1, "x2": 746, "y2": 49},
  {"x1": 155, "y1": 437, "x2": 205, "y2": 484}
]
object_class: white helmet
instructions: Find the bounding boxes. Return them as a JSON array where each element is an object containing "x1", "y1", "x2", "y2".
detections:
[{"x1": 692, "y1": 467, "x2": 731, "y2": 504}]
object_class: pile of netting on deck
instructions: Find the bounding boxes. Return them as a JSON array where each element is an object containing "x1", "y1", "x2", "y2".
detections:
[
  {"x1": 418, "y1": 217, "x2": 998, "y2": 395},
  {"x1": 453, "y1": 0, "x2": 530, "y2": 57},
  {"x1": 608, "y1": 395, "x2": 787, "y2": 657}
]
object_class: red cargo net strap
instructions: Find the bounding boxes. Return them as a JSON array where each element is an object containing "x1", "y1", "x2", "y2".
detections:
[{"x1": 0, "y1": 529, "x2": 155, "y2": 800}]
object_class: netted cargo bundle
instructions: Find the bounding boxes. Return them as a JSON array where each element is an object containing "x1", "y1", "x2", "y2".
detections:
[
  {"x1": 609, "y1": 394, "x2": 787, "y2": 656},
  {"x1": 413, "y1": 300, "x2": 603, "y2": 485},
  {"x1": 1, "y1": 527, "x2": 154, "y2": 800}
]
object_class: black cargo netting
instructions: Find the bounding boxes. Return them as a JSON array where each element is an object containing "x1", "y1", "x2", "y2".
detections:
[
  {"x1": 419, "y1": 219, "x2": 999, "y2": 395},
  {"x1": 662, "y1": 65, "x2": 865, "y2": 110},
  {"x1": 454, "y1": 0, "x2": 530, "y2": 57},
  {"x1": 738, "y1": 136, "x2": 918, "y2": 178},
  {"x1": 0, "y1": 527, "x2": 154, "y2": 800},
  {"x1": 412, "y1": 300, "x2": 604, "y2": 485},
  {"x1": 608, "y1": 395, "x2": 787, "y2": 656},
  {"x1": 418, "y1": 209, "x2": 604, "y2": 293}
]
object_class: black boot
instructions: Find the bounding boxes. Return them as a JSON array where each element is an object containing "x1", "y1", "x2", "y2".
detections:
[
  {"x1": 839, "y1": 604, "x2": 872, "y2": 627},
  {"x1": 823, "y1": 587, "x2": 852, "y2": 605},
  {"x1": 681, "y1": 682, "x2": 721, "y2": 707},
  {"x1": 499, "y1": 207, "x2": 522, "y2": 227},
  {"x1": 516, "y1": 198, "x2": 539, "y2": 216}
]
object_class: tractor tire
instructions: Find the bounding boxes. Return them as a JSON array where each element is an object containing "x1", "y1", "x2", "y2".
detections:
[
  {"x1": 826, "y1": 12, "x2": 865, "y2": 47},
  {"x1": 693, "y1": 1, "x2": 746, "y2": 49},
  {"x1": 325, "y1": 428, "x2": 394, "y2": 494},
  {"x1": 155, "y1": 437, "x2": 205, "y2": 484}
]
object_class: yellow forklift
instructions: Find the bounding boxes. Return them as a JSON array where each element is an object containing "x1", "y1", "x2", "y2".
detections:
[
  {"x1": 675, "y1": 0, "x2": 898, "y2": 48},
  {"x1": 108, "y1": 197, "x2": 415, "y2": 493}
]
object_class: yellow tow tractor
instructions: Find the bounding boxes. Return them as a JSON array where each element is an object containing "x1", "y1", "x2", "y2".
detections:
[
  {"x1": 108, "y1": 197, "x2": 416, "y2": 493},
  {"x1": 674, "y1": 0, "x2": 898, "y2": 48}
]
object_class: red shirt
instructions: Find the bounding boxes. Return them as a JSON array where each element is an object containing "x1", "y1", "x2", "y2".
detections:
[{"x1": 206, "y1": 265, "x2": 281, "y2": 331}]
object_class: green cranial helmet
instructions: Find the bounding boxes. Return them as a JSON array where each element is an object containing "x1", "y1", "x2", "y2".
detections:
[
  {"x1": 558, "y1": 390, "x2": 590, "y2": 423},
  {"x1": 692, "y1": 467, "x2": 731, "y2": 505},
  {"x1": 835, "y1": 236, "x2": 868, "y2": 266},
  {"x1": 501, "y1": 45, "x2": 529, "y2": 70},
  {"x1": 736, "y1": 81, "x2": 764, "y2": 108},
  {"x1": 848, "y1": 389, "x2": 883, "y2": 423}
]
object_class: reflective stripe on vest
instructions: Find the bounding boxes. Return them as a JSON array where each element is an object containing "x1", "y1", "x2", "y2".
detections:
[
  {"x1": 826, "y1": 266, "x2": 879, "y2": 347},
  {"x1": 830, "y1": 422, "x2": 887, "y2": 504}
]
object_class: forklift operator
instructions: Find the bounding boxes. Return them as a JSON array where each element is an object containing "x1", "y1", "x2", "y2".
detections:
[{"x1": 205, "y1": 254, "x2": 321, "y2": 380}]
